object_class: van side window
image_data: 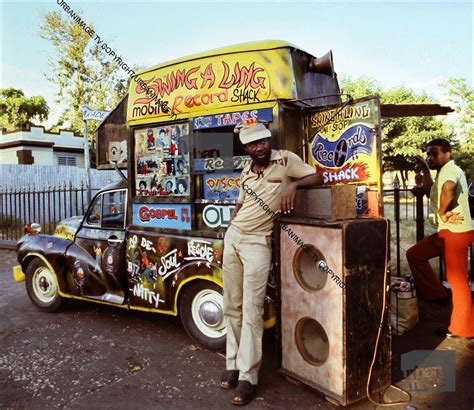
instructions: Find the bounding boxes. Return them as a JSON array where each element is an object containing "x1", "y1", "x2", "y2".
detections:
[
  {"x1": 86, "y1": 195, "x2": 102, "y2": 225},
  {"x1": 102, "y1": 190, "x2": 126, "y2": 229}
]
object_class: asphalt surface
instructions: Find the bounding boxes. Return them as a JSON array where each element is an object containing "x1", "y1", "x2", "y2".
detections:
[{"x1": 1, "y1": 249, "x2": 473, "y2": 409}]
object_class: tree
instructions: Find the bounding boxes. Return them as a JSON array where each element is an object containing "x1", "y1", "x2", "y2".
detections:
[
  {"x1": 39, "y1": 11, "x2": 128, "y2": 167},
  {"x1": 442, "y1": 78, "x2": 473, "y2": 181},
  {"x1": 0, "y1": 87, "x2": 49, "y2": 130},
  {"x1": 339, "y1": 76, "x2": 449, "y2": 187}
]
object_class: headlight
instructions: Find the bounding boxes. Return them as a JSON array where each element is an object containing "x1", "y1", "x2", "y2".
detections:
[{"x1": 25, "y1": 223, "x2": 42, "y2": 235}]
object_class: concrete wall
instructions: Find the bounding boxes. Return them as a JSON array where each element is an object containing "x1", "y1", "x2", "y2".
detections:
[{"x1": 0, "y1": 126, "x2": 85, "y2": 167}]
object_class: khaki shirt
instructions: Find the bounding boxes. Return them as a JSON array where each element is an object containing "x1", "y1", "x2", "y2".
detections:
[
  {"x1": 231, "y1": 149, "x2": 316, "y2": 235},
  {"x1": 428, "y1": 160, "x2": 473, "y2": 234}
]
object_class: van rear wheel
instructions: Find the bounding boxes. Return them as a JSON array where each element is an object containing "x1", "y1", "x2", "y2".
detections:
[{"x1": 179, "y1": 281, "x2": 226, "y2": 351}]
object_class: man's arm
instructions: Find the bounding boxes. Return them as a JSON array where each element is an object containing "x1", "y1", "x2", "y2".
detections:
[
  {"x1": 217, "y1": 202, "x2": 243, "y2": 265},
  {"x1": 438, "y1": 180, "x2": 464, "y2": 224},
  {"x1": 230, "y1": 202, "x2": 243, "y2": 222},
  {"x1": 414, "y1": 155, "x2": 433, "y2": 197},
  {"x1": 281, "y1": 172, "x2": 323, "y2": 214}
]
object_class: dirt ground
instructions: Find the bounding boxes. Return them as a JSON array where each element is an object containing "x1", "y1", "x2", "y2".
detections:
[{"x1": 1, "y1": 249, "x2": 473, "y2": 409}]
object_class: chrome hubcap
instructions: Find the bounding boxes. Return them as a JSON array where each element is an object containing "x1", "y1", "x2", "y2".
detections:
[
  {"x1": 32, "y1": 267, "x2": 57, "y2": 303},
  {"x1": 199, "y1": 300, "x2": 222, "y2": 328},
  {"x1": 191, "y1": 289, "x2": 225, "y2": 339}
]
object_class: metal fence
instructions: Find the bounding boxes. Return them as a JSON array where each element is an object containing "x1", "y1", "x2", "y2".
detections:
[
  {"x1": 384, "y1": 186, "x2": 473, "y2": 283},
  {"x1": 0, "y1": 183, "x2": 99, "y2": 247},
  {"x1": 0, "y1": 183, "x2": 472, "y2": 282}
]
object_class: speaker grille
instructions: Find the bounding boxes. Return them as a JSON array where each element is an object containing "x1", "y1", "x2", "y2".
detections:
[
  {"x1": 292, "y1": 244, "x2": 327, "y2": 292},
  {"x1": 295, "y1": 317, "x2": 330, "y2": 366}
]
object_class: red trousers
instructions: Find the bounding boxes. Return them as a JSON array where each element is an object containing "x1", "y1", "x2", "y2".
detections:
[{"x1": 406, "y1": 229, "x2": 474, "y2": 337}]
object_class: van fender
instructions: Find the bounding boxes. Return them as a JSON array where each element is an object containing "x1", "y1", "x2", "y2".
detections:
[
  {"x1": 18, "y1": 234, "x2": 73, "y2": 294},
  {"x1": 172, "y1": 260, "x2": 275, "y2": 329}
]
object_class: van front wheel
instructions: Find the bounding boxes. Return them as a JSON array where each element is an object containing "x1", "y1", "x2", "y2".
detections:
[
  {"x1": 25, "y1": 257, "x2": 63, "y2": 312},
  {"x1": 179, "y1": 281, "x2": 226, "y2": 351}
]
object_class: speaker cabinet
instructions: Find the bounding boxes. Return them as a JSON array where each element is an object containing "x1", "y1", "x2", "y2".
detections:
[{"x1": 277, "y1": 218, "x2": 391, "y2": 406}]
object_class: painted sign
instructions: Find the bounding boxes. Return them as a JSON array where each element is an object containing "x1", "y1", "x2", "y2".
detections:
[
  {"x1": 82, "y1": 106, "x2": 110, "y2": 121},
  {"x1": 126, "y1": 233, "x2": 223, "y2": 310},
  {"x1": 127, "y1": 48, "x2": 294, "y2": 122},
  {"x1": 308, "y1": 97, "x2": 381, "y2": 188},
  {"x1": 203, "y1": 172, "x2": 241, "y2": 200},
  {"x1": 132, "y1": 204, "x2": 192, "y2": 230},
  {"x1": 193, "y1": 156, "x2": 251, "y2": 173},
  {"x1": 198, "y1": 204, "x2": 236, "y2": 229},
  {"x1": 193, "y1": 108, "x2": 273, "y2": 130},
  {"x1": 108, "y1": 140, "x2": 127, "y2": 165}
]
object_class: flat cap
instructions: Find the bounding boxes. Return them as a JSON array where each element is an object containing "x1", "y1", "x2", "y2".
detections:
[{"x1": 234, "y1": 119, "x2": 271, "y2": 145}]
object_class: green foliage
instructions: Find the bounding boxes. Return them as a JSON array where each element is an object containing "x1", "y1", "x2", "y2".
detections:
[
  {"x1": 0, "y1": 87, "x2": 49, "y2": 130},
  {"x1": 442, "y1": 78, "x2": 473, "y2": 181},
  {"x1": 339, "y1": 76, "x2": 450, "y2": 186},
  {"x1": 39, "y1": 11, "x2": 128, "y2": 167}
]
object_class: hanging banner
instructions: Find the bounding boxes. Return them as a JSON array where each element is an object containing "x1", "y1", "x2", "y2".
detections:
[{"x1": 308, "y1": 96, "x2": 381, "y2": 188}]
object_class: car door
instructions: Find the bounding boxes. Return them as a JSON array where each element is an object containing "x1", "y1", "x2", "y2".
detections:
[{"x1": 72, "y1": 189, "x2": 128, "y2": 304}]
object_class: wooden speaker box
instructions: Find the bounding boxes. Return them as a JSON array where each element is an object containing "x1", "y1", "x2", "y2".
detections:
[
  {"x1": 276, "y1": 217, "x2": 391, "y2": 406},
  {"x1": 293, "y1": 186, "x2": 357, "y2": 220}
]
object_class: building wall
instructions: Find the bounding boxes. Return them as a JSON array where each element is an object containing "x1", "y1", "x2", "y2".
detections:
[
  {"x1": 0, "y1": 126, "x2": 85, "y2": 167},
  {"x1": 28, "y1": 146, "x2": 55, "y2": 165},
  {"x1": 0, "y1": 146, "x2": 53, "y2": 165},
  {"x1": 0, "y1": 148, "x2": 20, "y2": 163}
]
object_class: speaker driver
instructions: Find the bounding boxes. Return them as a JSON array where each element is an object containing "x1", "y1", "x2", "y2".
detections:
[
  {"x1": 293, "y1": 244, "x2": 327, "y2": 291},
  {"x1": 295, "y1": 317, "x2": 330, "y2": 366}
]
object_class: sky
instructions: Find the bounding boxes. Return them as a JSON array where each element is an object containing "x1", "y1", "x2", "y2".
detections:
[{"x1": 1, "y1": 0, "x2": 473, "y2": 127}]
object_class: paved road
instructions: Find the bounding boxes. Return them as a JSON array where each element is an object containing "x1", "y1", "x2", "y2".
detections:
[{"x1": 1, "y1": 250, "x2": 473, "y2": 409}]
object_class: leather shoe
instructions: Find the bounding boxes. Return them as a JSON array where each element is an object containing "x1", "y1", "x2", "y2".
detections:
[
  {"x1": 231, "y1": 381, "x2": 257, "y2": 405},
  {"x1": 220, "y1": 370, "x2": 239, "y2": 389}
]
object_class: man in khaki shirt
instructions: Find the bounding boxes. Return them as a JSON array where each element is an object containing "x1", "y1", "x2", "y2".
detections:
[{"x1": 220, "y1": 119, "x2": 322, "y2": 405}]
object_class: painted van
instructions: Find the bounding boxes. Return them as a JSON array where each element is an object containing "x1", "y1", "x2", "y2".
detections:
[{"x1": 15, "y1": 40, "x2": 353, "y2": 350}]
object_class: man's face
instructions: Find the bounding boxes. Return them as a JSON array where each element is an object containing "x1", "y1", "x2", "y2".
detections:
[
  {"x1": 244, "y1": 138, "x2": 271, "y2": 165},
  {"x1": 426, "y1": 145, "x2": 451, "y2": 170}
]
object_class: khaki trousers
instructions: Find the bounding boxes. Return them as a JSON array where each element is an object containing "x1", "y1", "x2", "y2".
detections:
[{"x1": 222, "y1": 224, "x2": 272, "y2": 385}]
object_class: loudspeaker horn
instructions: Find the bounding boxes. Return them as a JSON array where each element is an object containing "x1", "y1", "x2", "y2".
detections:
[{"x1": 309, "y1": 50, "x2": 335, "y2": 78}]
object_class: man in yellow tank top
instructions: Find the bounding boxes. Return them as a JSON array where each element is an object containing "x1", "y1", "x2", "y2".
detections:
[{"x1": 407, "y1": 138, "x2": 474, "y2": 339}]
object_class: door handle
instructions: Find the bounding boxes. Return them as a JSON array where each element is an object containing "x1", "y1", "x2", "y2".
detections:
[{"x1": 107, "y1": 236, "x2": 122, "y2": 246}]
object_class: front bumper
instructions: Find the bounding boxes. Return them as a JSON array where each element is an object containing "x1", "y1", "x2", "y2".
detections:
[{"x1": 13, "y1": 265, "x2": 25, "y2": 282}]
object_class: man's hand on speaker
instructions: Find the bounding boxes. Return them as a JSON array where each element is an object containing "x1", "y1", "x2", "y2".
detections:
[{"x1": 281, "y1": 181, "x2": 297, "y2": 214}]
